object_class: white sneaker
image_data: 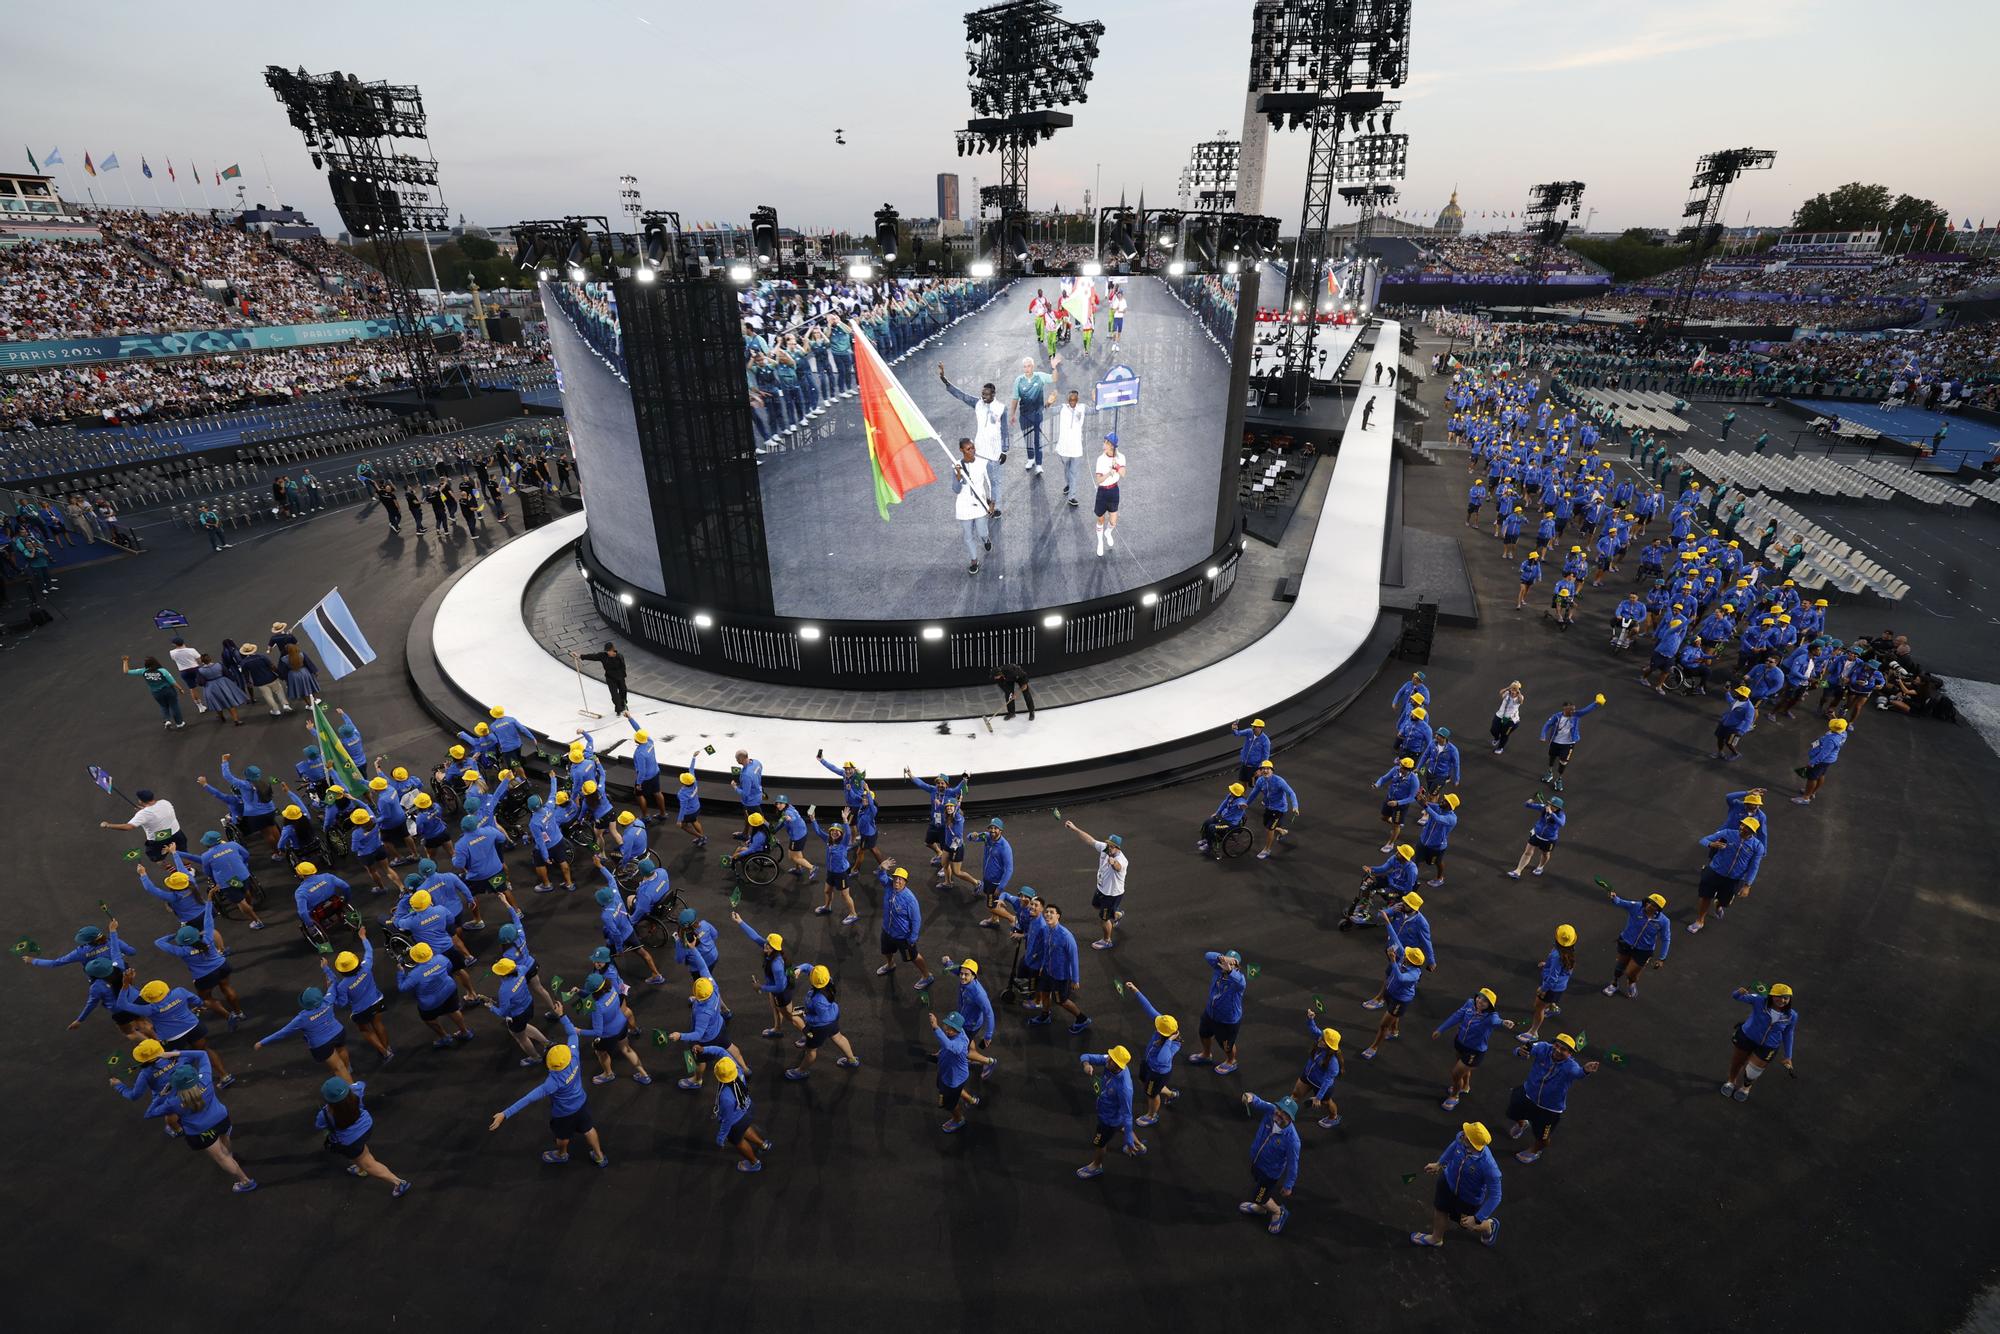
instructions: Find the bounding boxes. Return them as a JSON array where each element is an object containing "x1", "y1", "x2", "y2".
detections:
[
  {"x1": 1625, "y1": 983, "x2": 1639, "y2": 998},
  {"x1": 1035, "y1": 464, "x2": 1045, "y2": 475},
  {"x1": 1106, "y1": 530, "x2": 1115, "y2": 548},
  {"x1": 1095, "y1": 533, "x2": 1105, "y2": 556},
  {"x1": 1601, "y1": 983, "x2": 1618, "y2": 996},
  {"x1": 1686, "y1": 920, "x2": 1704, "y2": 933}
]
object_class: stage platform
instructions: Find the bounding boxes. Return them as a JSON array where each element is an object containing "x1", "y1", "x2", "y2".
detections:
[
  {"x1": 413, "y1": 323, "x2": 1410, "y2": 805},
  {"x1": 758, "y1": 277, "x2": 1231, "y2": 619}
]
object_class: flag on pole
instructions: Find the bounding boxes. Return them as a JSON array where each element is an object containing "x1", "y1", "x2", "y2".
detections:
[
  {"x1": 847, "y1": 321, "x2": 939, "y2": 521},
  {"x1": 141, "y1": 157, "x2": 153, "y2": 179},
  {"x1": 1061, "y1": 277, "x2": 1093, "y2": 325},
  {"x1": 83, "y1": 152, "x2": 96, "y2": 176},
  {"x1": 24, "y1": 146, "x2": 38, "y2": 173},
  {"x1": 309, "y1": 698, "x2": 367, "y2": 796},
  {"x1": 166, "y1": 157, "x2": 176, "y2": 181},
  {"x1": 220, "y1": 163, "x2": 242, "y2": 180},
  {"x1": 101, "y1": 153, "x2": 120, "y2": 171},
  {"x1": 296, "y1": 588, "x2": 377, "y2": 680},
  {"x1": 44, "y1": 147, "x2": 62, "y2": 166}
]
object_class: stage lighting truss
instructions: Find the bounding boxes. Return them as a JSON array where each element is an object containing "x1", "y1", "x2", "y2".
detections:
[
  {"x1": 1097, "y1": 205, "x2": 1139, "y2": 263},
  {"x1": 873, "y1": 203, "x2": 901, "y2": 263},
  {"x1": 1332, "y1": 129, "x2": 1407, "y2": 187},
  {"x1": 1249, "y1": 0, "x2": 1411, "y2": 101},
  {"x1": 1178, "y1": 135, "x2": 1241, "y2": 213},
  {"x1": 1524, "y1": 180, "x2": 1586, "y2": 246},
  {"x1": 639, "y1": 210, "x2": 683, "y2": 274},
  {"x1": 1655, "y1": 147, "x2": 1775, "y2": 341},
  {"x1": 964, "y1": 0, "x2": 1105, "y2": 117}
]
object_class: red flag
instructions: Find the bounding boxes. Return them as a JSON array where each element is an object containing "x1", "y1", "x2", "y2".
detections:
[{"x1": 847, "y1": 321, "x2": 939, "y2": 520}]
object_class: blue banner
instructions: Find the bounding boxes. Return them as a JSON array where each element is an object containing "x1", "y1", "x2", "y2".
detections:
[{"x1": 0, "y1": 314, "x2": 465, "y2": 370}]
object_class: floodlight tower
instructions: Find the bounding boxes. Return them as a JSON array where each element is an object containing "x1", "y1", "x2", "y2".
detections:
[
  {"x1": 1179, "y1": 134, "x2": 1242, "y2": 213},
  {"x1": 958, "y1": 0, "x2": 1105, "y2": 273},
  {"x1": 265, "y1": 65, "x2": 449, "y2": 395},
  {"x1": 1656, "y1": 148, "x2": 1774, "y2": 341},
  {"x1": 1524, "y1": 179, "x2": 1586, "y2": 283},
  {"x1": 1250, "y1": 0, "x2": 1412, "y2": 408}
]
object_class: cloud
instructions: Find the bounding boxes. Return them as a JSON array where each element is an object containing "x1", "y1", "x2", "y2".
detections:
[{"x1": 1512, "y1": 0, "x2": 1805, "y2": 73}]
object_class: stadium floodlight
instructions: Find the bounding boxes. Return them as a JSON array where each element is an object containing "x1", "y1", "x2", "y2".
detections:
[
  {"x1": 749, "y1": 205, "x2": 780, "y2": 267},
  {"x1": 1653, "y1": 148, "x2": 1774, "y2": 341},
  {"x1": 727, "y1": 263, "x2": 753, "y2": 283},
  {"x1": 848, "y1": 262, "x2": 876, "y2": 280},
  {"x1": 634, "y1": 265, "x2": 656, "y2": 283},
  {"x1": 1079, "y1": 260, "x2": 1104, "y2": 277},
  {"x1": 1166, "y1": 259, "x2": 1186, "y2": 276},
  {"x1": 968, "y1": 258, "x2": 996, "y2": 278}
]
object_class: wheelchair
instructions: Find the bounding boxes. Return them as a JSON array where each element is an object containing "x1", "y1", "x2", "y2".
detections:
[
  {"x1": 722, "y1": 847, "x2": 781, "y2": 888},
  {"x1": 428, "y1": 771, "x2": 465, "y2": 821},
  {"x1": 1609, "y1": 616, "x2": 1638, "y2": 651},
  {"x1": 300, "y1": 896, "x2": 361, "y2": 954},
  {"x1": 1663, "y1": 661, "x2": 1712, "y2": 696},
  {"x1": 210, "y1": 876, "x2": 267, "y2": 923},
  {"x1": 1199, "y1": 820, "x2": 1253, "y2": 860},
  {"x1": 634, "y1": 891, "x2": 690, "y2": 952},
  {"x1": 1336, "y1": 877, "x2": 1403, "y2": 932}
]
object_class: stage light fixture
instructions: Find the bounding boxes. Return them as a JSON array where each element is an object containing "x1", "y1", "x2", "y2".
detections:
[
  {"x1": 567, "y1": 263, "x2": 586, "y2": 282},
  {"x1": 1225, "y1": 260, "x2": 1240, "y2": 275},
  {"x1": 635, "y1": 266, "x2": 656, "y2": 283},
  {"x1": 848, "y1": 261, "x2": 876, "y2": 280},
  {"x1": 1166, "y1": 259, "x2": 1186, "y2": 276},
  {"x1": 1080, "y1": 260, "x2": 1103, "y2": 277},
  {"x1": 1041, "y1": 613, "x2": 1064, "y2": 629},
  {"x1": 799, "y1": 626, "x2": 823, "y2": 641},
  {"x1": 1205, "y1": 566, "x2": 1221, "y2": 579},
  {"x1": 873, "y1": 203, "x2": 900, "y2": 262},
  {"x1": 920, "y1": 626, "x2": 945, "y2": 642},
  {"x1": 727, "y1": 263, "x2": 753, "y2": 283},
  {"x1": 693, "y1": 613, "x2": 715, "y2": 628},
  {"x1": 537, "y1": 267, "x2": 554, "y2": 281},
  {"x1": 749, "y1": 205, "x2": 779, "y2": 266},
  {"x1": 1140, "y1": 591, "x2": 1160, "y2": 606},
  {"x1": 968, "y1": 259, "x2": 996, "y2": 278},
  {"x1": 618, "y1": 592, "x2": 636, "y2": 607}
]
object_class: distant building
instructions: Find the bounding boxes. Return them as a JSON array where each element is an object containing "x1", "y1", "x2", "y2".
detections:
[
  {"x1": 937, "y1": 173, "x2": 960, "y2": 223},
  {"x1": 1434, "y1": 188, "x2": 1465, "y2": 235}
]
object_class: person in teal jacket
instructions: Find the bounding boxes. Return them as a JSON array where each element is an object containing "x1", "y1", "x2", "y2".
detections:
[
  {"x1": 1075, "y1": 1045, "x2": 1143, "y2": 1178},
  {"x1": 254, "y1": 986, "x2": 355, "y2": 1082},
  {"x1": 1721, "y1": 982, "x2": 1798, "y2": 1102},
  {"x1": 1237, "y1": 1092, "x2": 1302, "y2": 1235},
  {"x1": 1413, "y1": 1122, "x2": 1501, "y2": 1248}
]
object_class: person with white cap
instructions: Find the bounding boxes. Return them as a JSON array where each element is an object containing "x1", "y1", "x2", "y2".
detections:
[
  {"x1": 1238, "y1": 1090, "x2": 1303, "y2": 1235},
  {"x1": 1430, "y1": 988, "x2": 1516, "y2": 1111},
  {"x1": 1505, "y1": 1034, "x2": 1597, "y2": 1163},
  {"x1": 1075, "y1": 1045, "x2": 1143, "y2": 1178},
  {"x1": 1412, "y1": 1122, "x2": 1502, "y2": 1248},
  {"x1": 1064, "y1": 819, "x2": 1127, "y2": 949},
  {"x1": 1721, "y1": 982, "x2": 1798, "y2": 1101}
]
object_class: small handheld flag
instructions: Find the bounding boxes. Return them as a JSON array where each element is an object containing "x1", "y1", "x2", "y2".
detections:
[
  {"x1": 88, "y1": 765, "x2": 115, "y2": 795},
  {"x1": 729, "y1": 886, "x2": 743, "y2": 908},
  {"x1": 11, "y1": 938, "x2": 38, "y2": 956},
  {"x1": 684, "y1": 1049, "x2": 697, "y2": 1074}
]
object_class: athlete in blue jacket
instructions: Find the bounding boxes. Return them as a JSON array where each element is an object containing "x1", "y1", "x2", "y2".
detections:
[
  {"x1": 1507, "y1": 796, "x2": 1567, "y2": 879},
  {"x1": 489, "y1": 1015, "x2": 606, "y2": 1167},
  {"x1": 1793, "y1": 717, "x2": 1848, "y2": 804},
  {"x1": 1125, "y1": 986, "x2": 1182, "y2": 1126},
  {"x1": 1722, "y1": 983, "x2": 1798, "y2": 1101},
  {"x1": 1432, "y1": 988, "x2": 1516, "y2": 1111},
  {"x1": 1414, "y1": 795, "x2": 1459, "y2": 887},
  {"x1": 1076, "y1": 1045, "x2": 1143, "y2": 1178},
  {"x1": 873, "y1": 863, "x2": 935, "y2": 988},
  {"x1": 1715, "y1": 685, "x2": 1758, "y2": 759},
  {"x1": 1229, "y1": 719, "x2": 1272, "y2": 783},
  {"x1": 1238, "y1": 1092, "x2": 1302, "y2": 1234},
  {"x1": 930, "y1": 1009, "x2": 979, "y2": 1132},
  {"x1": 1603, "y1": 891, "x2": 1672, "y2": 999},
  {"x1": 1689, "y1": 817, "x2": 1766, "y2": 933},
  {"x1": 784, "y1": 961, "x2": 861, "y2": 1078},
  {"x1": 1413, "y1": 1122, "x2": 1501, "y2": 1248},
  {"x1": 1191, "y1": 949, "x2": 1248, "y2": 1073},
  {"x1": 1292, "y1": 1016, "x2": 1343, "y2": 1129},
  {"x1": 1361, "y1": 919, "x2": 1426, "y2": 1062},
  {"x1": 1249, "y1": 761, "x2": 1299, "y2": 859},
  {"x1": 1536, "y1": 694, "x2": 1604, "y2": 790},
  {"x1": 1372, "y1": 757, "x2": 1422, "y2": 849},
  {"x1": 705, "y1": 1050, "x2": 768, "y2": 1172},
  {"x1": 323, "y1": 931, "x2": 393, "y2": 1063},
  {"x1": 256, "y1": 986, "x2": 354, "y2": 1081},
  {"x1": 1506, "y1": 1034, "x2": 1597, "y2": 1161},
  {"x1": 1199, "y1": 782, "x2": 1251, "y2": 856},
  {"x1": 144, "y1": 1059, "x2": 257, "y2": 1193},
  {"x1": 314, "y1": 1077, "x2": 409, "y2": 1195}
]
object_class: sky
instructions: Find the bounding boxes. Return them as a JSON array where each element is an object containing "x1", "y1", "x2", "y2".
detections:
[{"x1": 14, "y1": 0, "x2": 2000, "y2": 240}]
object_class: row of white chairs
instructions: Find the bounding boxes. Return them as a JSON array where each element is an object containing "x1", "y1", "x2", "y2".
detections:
[
  {"x1": 1851, "y1": 458, "x2": 1976, "y2": 508},
  {"x1": 1570, "y1": 388, "x2": 1688, "y2": 436},
  {"x1": 1738, "y1": 491, "x2": 1909, "y2": 601},
  {"x1": 1965, "y1": 476, "x2": 2000, "y2": 507},
  {"x1": 1687, "y1": 447, "x2": 1896, "y2": 502}
]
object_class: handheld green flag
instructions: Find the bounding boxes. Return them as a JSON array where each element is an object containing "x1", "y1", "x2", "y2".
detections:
[
  {"x1": 11, "y1": 938, "x2": 37, "y2": 956},
  {"x1": 651, "y1": 1029, "x2": 669, "y2": 1047},
  {"x1": 107, "y1": 1053, "x2": 125, "y2": 1067},
  {"x1": 1401, "y1": 1172, "x2": 1418, "y2": 1184},
  {"x1": 729, "y1": 886, "x2": 743, "y2": 908},
  {"x1": 1312, "y1": 994, "x2": 1325, "y2": 1014},
  {"x1": 1112, "y1": 979, "x2": 1125, "y2": 996},
  {"x1": 123, "y1": 849, "x2": 141, "y2": 862},
  {"x1": 1592, "y1": 875, "x2": 1614, "y2": 892},
  {"x1": 1607, "y1": 1048, "x2": 1626, "y2": 1066},
  {"x1": 1246, "y1": 963, "x2": 1262, "y2": 979},
  {"x1": 684, "y1": 1049, "x2": 697, "y2": 1074},
  {"x1": 97, "y1": 900, "x2": 113, "y2": 915}
]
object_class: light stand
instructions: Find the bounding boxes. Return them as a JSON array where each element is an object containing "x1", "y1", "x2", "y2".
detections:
[
  {"x1": 1655, "y1": 149, "x2": 1774, "y2": 342},
  {"x1": 1524, "y1": 179, "x2": 1586, "y2": 285}
]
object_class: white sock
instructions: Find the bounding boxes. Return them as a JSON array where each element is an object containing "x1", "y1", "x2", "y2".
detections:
[{"x1": 1106, "y1": 529, "x2": 1115, "y2": 547}]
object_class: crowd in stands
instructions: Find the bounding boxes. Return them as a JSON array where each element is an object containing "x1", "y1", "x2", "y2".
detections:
[
  {"x1": 1167, "y1": 273, "x2": 1238, "y2": 350},
  {"x1": 1026, "y1": 242, "x2": 1093, "y2": 270},
  {"x1": 0, "y1": 341, "x2": 544, "y2": 431},
  {"x1": 0, "y1": 212, "x2": 395, "y2": 344},
  {"x1": 1557, "y1": 254, "x2": 1993, "y2": 332}
]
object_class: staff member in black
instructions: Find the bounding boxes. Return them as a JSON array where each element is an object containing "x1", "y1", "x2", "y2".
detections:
[
  {"x1": 992, "y1": 663, "x2": 1035, "y2": 721},
  {"x1": 575, "y1": 643, "x2": 630, "y2": 715}
]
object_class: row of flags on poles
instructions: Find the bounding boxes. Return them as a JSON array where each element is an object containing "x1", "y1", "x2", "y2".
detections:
[{"x1": 25, "y1": 146, "x2": 239, "y2": 185}]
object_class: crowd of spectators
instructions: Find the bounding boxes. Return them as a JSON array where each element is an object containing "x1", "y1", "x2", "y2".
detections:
[
  {"x1": 0, "y1": 340, "x2": 544, "y2": 431},
  {"x1": 1557, "y1": 254, "x2": 1993, "y2": 332},
  {"x1": 1166, "y1": 273, "x2": 1238, "y2": 350},
  {"x1": 109, "y1": 212, "x2": 389, "y2": 325},
  {"x1": 0, "y1": 237, "x2": 232, "y2": 341},
  {"x1": 278, "y1": 236, "x2": 392, "y2": 308}
]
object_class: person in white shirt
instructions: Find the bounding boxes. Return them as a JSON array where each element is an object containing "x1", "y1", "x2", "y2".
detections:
[
  {"x1": 951, "y1": 438, "x2": 997, "y2": 576},
  {"x1": 167, "y1": 637, "x2": 206, "y2": 713},
  {"x1": 1055, "y1": 389, "x2": 1091, "y2": 507},
  {"x1": 938, "y1": 363, "x2": 1010, "y2": 512},
  {"x1": 1092, "y1": 432, "x2": 1127, "y2": 556},
  {"x1": 1064, "y1": 819, "x2": 1128, "y2": 949},
  {"x1": 99, "y1": 789, "x2": 186, "y2": 860}
]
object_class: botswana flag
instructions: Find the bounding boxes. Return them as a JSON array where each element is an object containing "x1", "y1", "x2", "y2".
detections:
[{"x1": 296, "y1": 588, "x2": 376, "y2": 680}]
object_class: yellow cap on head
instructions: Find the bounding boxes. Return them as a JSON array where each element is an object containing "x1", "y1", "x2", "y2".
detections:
[
  {"x1": 693, "y1": 977, "x2": 715, "y2": 1001},
  {"x1": 958, "y1": 959, "x2": 979, "y2": 976},
  {"x1": 679, "y1": 772, "x2": 696, "y2": 786},
  {"x1": 489, "y1": 706, "x2": 506, "y2": 719},
  {"x1": 1741, "y1": 817, "x2": 1760, "y2": 832},
  {"x1": 165, "y1": 872, "x2": 192, "y2": 891},
  {"x1": 369, "y1": 776, "x2": 389, "y2": 792},
  {"x1": 617, "y1": 811, "x2": 636, "y2": 826},
  {"x1": 1105, "y1": 1045, "x2": 1131, "y2": 1070},
  {"x1": 1410, "y1": 707, "x2": 1426, "y2": 720},
  {"x1": 1228, "y1": 782, "x2": 1246, "y2": 797},
  {"x1": 139, "y1": 981, "x2": 169, "y2": 1004},
  {"x1": 1646, "y1": 892, "x2": 1667, "y2": 910},
  {"x1": 391, "y1": 766, "x2": 409, "y2": 781},
  {"x1": 1768, "y1": 983, "x2": 1793, "y2": 998},
  {"x1": 1401, "y1": 891, "x2": 1424, "y2": 912},
  {"x1": 810, "y1": 964, "x2": 831, "y2": 988},
  {"x1": 350, "y1": 809, "x2": 372, "y2": 826},
  {"x1": 1742, "y1": 793, "x2": 1763, "y2": 806},
  {"x1": 1399, "y1": 757, "x2": 1415, "y2": 769},
  {"x1": 1403, "y1": 946, "x2": 1425, "y2": 966},
  {"x1": 582, "y1": 780, "x2": 598, "y2": 795},
  {"x1": 414, "y1": 793, "x2": 433, "y2": 810},
  {"x1": 334, "y1": 951, "x2": 361, "y2": 973},
  {"x1": 1319, "y1": 1026, "x2": 1340, "y2": 1051},
  {"x1": 892, "y1": 867, "x2": 909, "y2": 879},
  {"x1": 282, "y1": 804, "x2": 304, "y2": 820},
  {"x1": 1251, "y1": 718, "x2": 1266, "y2": 728},
  {"x1": 408, "y1": 942, "x2": 434, "y2": 963},
  {"x1": 295, "y1": 862, "x2": 318, "y2": 876},
  {"x1": 474, "y1": 722, "x2": 490, "y2": 737},
  {"x1": 1395, "y1": 844, "x2": 1415, "y2": 861},
  {"x1": 1555, "y1": 924, "x2": 1577, "y2": 947},
  {"x1": 449, "y1": 745, "x2": 466, "y2": 760},
  {"x1": 1462, "y1": 1121, "x2": 1493, "y2": 1150},
  {"x1": 1155, "y1": 1014, "x2": 1180, "y2": 1038},
  {"x1": 409, "y1": 890, "x2": 433, "y2": 910},
  {"x1": 747, "y1": 812, "x2": 766, "y2": 827},
  {"x1": 1829, "y1": 718, "x2": 1847, "y2": 732},
  {"x1": 492, "y1": 958, "x2": 517, "y2": 976},
  {"x1": 132, "y1": 1039, "x2": 166, "y2": 1064},
  {"x1": 634, "y1": 731, "x2": 649, "y2": 744},
  {"x1": 713, "y1": 1056, "x2": 740, "y2": 1083},
  {"x1": 765, "y1": 933, "x2": 784, "y2": 952},
  {"x1": 546, "y1": 1043, "x2": 573, "y2": 1071},
  {"x1": 1477, "y1": 987, "x2": 1498, "y2": 1007},
  {"x1": 1554, "y1": 1033, "x2": 1578, "y2": 1051},
  {"x1": 1443, "y1": 793, "x2": 1461, "y2": 810}
]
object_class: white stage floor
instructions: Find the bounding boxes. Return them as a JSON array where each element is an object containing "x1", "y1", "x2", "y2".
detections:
[
  {"x1": 1249, "y1": 321, "x2": 1364, "y2": 384},
  {"x1": 429, "y1": 323, "x2": 1402, "y2": 784}
]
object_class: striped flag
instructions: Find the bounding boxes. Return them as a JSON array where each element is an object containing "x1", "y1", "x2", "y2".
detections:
[
  {"x1": 101, "y1": 153, "x2": 120, "y2": 171},
  {"x1": 309, "y1": 698, "x2": 367, "y2": 796},
  {"x1": 44, "y1": 147, "x2": 62, "y2": 166},
  {"x1": 848, "y1": 321, "x2": 939, "y2": 520},
  {"x1": 296, "y1": 588, "x2": 376, "y2": 680},
  {"x1": 84, "y1": 152, "x2": 96, "y2": 176}
]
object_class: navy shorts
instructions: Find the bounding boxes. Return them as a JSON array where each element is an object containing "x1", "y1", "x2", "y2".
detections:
[
  {"x1": 551, "y1": 1107, "x2": 593, "y2": 1137},
  {"x1": 880, "y1": 932, "x2": 918, "y2": 962},
  {"x1": 1199, "y1": 1014, "x2": 1239, "y2": 1044},
  {"x1": 1806, "y1": 762, "x2": 1831, "y2": 779},
  {"x1": 1452, "y1": 1040, "x2": 1484, "y2": 1068},
  {"x1": 638, "y1": 776, "x2": 661, "y2": 796},
  {"x1": 1038, "y1": 974, "x2": 1073, "y2": 1003},
  {"x1": 1094, "y1": 485, "x2": 1120, "y2": 515},
  {"x1": 309, "y1": 1034, "x2": 348, "y2": 1062}
]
